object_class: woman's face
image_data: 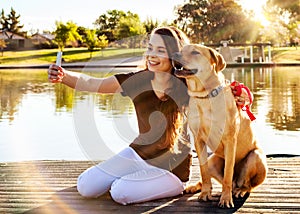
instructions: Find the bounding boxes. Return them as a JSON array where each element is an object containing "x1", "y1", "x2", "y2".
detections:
[{"x1": 146, "y1": 34, "x2": 173, "y2": 73}]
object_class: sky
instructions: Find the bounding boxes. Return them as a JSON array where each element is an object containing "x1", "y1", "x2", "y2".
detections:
[{"x1": 1, "y1": 0, "x2": 187, "y2": 33}]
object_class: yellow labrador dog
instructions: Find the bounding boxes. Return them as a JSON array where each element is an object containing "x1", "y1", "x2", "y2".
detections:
[{"x1": 172, "y1": 44, "x2": 267, "y2": 208}]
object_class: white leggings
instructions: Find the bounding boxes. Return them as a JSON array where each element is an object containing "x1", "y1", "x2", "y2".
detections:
[{"x1": 77, "y1": 147, "x2": 184, "y2": 205}]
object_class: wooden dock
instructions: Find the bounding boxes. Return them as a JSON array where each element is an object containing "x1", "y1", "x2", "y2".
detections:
[{"x1": 0, "y1": 156, "x2": 300, "y2": 213}]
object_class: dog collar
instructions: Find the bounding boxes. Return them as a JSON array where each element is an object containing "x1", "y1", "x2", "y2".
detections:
[{"x1": 192, "y1": 85, "x2": 224, "y2": 99}]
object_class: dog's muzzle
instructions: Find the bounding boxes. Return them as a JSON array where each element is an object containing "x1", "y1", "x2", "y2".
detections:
[
  {"x1": 171, "y1": 52, "x2": 184, "y2": 69},
  {"x1": 172, "y1": 52, "x2": 198, "y2": 76}
]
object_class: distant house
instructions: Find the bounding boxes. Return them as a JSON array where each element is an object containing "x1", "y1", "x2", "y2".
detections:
[
  {"x1": 31, "y1": 33, "x2": 55, "y2": 45},
  {"x1": 0, "y1": 30, "x2": 33, "y2": 50}
]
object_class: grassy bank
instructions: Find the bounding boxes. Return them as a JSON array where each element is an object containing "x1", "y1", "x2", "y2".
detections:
[
  {"x1": 271, "y1": 47, "x2": 300, "y2": 62},
  {"x1": 0, "y1": 46, "x2": 299, "y2": 65},
  {"x1": 0, "y1": 47, "x2": 145, "y2": 65}
]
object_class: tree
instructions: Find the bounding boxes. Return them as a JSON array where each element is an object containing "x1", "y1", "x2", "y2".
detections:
[
  {"x1": 115, "y1": 13, "x2": 146, "y2": 39},
  {"x1": 268, "y1": 0, "x2": 300, "y2": 19},
  {"x1": 174, "y1": 0, "x2": 250, "y2": 43},
  {"x1": 94, "y1": 10, "x2": 147, "y2": 44},
  {"x1": 114, "y1": 12, "x2": 146, "y2": 48},
  {"x1": 143, "y1": 18, "x2": 160, "y2": 34},
  {"x1": 54, "y1": 21, "x2": 82, "y2": 51},
  {"x1": 266, "y1": 0, "x2": 300, "y2": 45},
  {"x1": 83, "y1": 29, "x2": 104, "y2": 58},
  {"x1": 98, "y1": 34, "x2": 109, "y2": 56},
  {"x1": 77, "y1": 26, "x2": 88, "y2": 46},
  {"x1": 0, "y1": 39, "x2": 7, "y2": 56},
  {"x1": 8, "y1": 8, "x2": 24, "y2": 35},
  {"x1": 0, "y1": 9, "x2": 9, "y2": 31},
  {"x1": 258, "y1": 5, "x2": 292, "y2": 45},
  {"x1": 94, "y1": 10, "x2": 127, "y2": 42},
  {"x1": 0, "y1": 8, "x2": 24, "y2": 37}
]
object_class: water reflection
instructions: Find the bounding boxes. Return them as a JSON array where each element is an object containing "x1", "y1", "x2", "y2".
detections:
[
  {"x1": 0, "y1": 67, "x2": 299, "y2": 161},
  {"x1": 0, "y1": 67, "x2": 300, "y2": 131},
  {"x1": 1, "y1": 67, "x2": 300, "y2": 130},
  {"x1": 224, "y1": 67, "x2": 300, "y2": 131},
  {"x1": 0, "y1": 70, "x2": 49, "y2": 122},
  {"x1": 0, "y1": 70, "x2": 134, "y2": 121}
]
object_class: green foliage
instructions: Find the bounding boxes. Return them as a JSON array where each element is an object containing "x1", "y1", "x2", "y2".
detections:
[
  {"x1": 258, "y1": 5, "x2": 290, "y2": 44},
  {"x1": 174, "y1": 0, "x2": 299, "y2": 44},
  {"x1": 94, "y1": 10, "x2": 146, "y2": 43},
  {"x1": 1, "y1": 3, "x2": 298, "y2": 48},
  {"x1": 94, "y1": 10, "x2": 127, "y2": 42},
  {"x1": 0, "y1": 8, "x2": 24, "y2": 37},
  {"x1": 0, "y1": 39, "x2": 7, "y2": 56},
  {"x1": 98, "y1": 34, "x2": 109, "y2": 50},
  {"x1": 54, "y1": 21, "x2": 82, "y2": 51},
  {"x1": 114, "y1": 13, "x2": 146, "y2": 39},
  {"x1": 143, "y1": 18, "x2": 160, "y2": 34},
  {"x1": 0, "y1": 39, "x2": 6, "y2": 48},
  {"x1": 77, "y1": 26, "x2": 88, "y2": 45},
  {"x1": 0, "y1": 9, "x2": 9, "y2": 30},
  {"x1": 85, "y1": 29, "x2": 98, "y2": 57},
  {"x1": 265, "y1": 0, "x2": 300, "y2": 43},
  {"x1": 269, "y1": 0, "x2": 300, "y2": 18},
  {"x1": 175, "y1": 0, "x2": 250, "y2": 43},
  {"x1": 83, "y1": 29, "x2": 108, "y2": 58}
]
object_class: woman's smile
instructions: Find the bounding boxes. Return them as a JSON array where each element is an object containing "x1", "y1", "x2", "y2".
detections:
[
  {"x1": 148, "y1": 59, "x2": 160, "y2": 66},
  {"x1": 146, "y1": 34, "x2": 172, "y2": 73}
]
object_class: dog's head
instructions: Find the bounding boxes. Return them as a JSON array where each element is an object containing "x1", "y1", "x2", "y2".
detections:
[{"x1": 172, "y1": 44, "x2": 226, "y2": 80}]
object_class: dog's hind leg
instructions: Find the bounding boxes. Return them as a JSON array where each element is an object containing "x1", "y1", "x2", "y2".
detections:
[{"x1": 233, "y1": 149, "x2": 267, "y2": 198}]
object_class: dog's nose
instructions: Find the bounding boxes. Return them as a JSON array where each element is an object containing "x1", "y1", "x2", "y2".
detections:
[
  {"x1": 171, "y1": 53, "x2": 183, "y2": 70},
  {"x1": 171, "y1": 52, "x2": 183, "y2": 69},
  {"x1": 172, "y1": 52, "x2": 182, "y2": 61}
]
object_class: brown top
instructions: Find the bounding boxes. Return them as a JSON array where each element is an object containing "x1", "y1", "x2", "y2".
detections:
[{"x1": 115, "y1": 70, "x2": 191, "y2": 182}]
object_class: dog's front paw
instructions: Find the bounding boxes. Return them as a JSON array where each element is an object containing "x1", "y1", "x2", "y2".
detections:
[
  {"x1": 198, "y1": 183, "x2": 213, "y2": 201},
  {"x1": 198, "y1": 190, "x2": 213, "y2": 201},
  {"x1": 218, "y1": 192, "x2": 234, "y2": 208},
  {"x1": 185, "y1": 181, "x2": 202, "y2": 193},
  {"x1": 233, "y1": 187, "x2": 250, "y2": 198}
]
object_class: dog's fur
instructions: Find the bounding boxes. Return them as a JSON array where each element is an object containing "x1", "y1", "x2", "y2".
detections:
[{"x1": 173, "y1": 44, "x2": 267, "y2": 208}]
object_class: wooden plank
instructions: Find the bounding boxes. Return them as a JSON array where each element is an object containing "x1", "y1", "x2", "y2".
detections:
[{"x1": 0, "y1": 157, "x2": 300, "y2": 213}]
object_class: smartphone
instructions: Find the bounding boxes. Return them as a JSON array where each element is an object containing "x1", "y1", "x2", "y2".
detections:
[{"x1": 56, "y1": 51, "x2": 62, "y2": 66}]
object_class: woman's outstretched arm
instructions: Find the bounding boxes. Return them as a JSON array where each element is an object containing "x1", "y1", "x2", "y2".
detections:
[{"x1": 48, "y1": 64, "x2": 122, "y2": 94}]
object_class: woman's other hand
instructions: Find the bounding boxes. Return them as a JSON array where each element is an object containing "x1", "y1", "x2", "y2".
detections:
[
  {"x1": 48, "y1": 64, "x2": 66, "y2": 83},
  {"x1": 230, "y1": 81, "x2": 252, "y2": 107}
]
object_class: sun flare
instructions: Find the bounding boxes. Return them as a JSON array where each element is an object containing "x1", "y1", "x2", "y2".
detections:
[{"x1": 238, "y1": 0, "x2": 270, "y2": 26}]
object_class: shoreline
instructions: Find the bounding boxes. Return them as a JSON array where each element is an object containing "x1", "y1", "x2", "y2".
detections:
[
  {"x1": 1, "y1": 62, "x2": 300, "y2": 70},
  {"x1": 1, "y1": 55, "x2": 300, "y2": 69}
]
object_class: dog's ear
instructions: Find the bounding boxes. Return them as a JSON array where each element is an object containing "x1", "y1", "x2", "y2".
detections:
[{"x1": 209, "y1": 48, "x2": 226, "y2": 72}]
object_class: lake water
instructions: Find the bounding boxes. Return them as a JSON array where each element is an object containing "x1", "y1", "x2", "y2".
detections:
[{"x1": 0, "y1": 66, "x2": 299, "y2": 162}]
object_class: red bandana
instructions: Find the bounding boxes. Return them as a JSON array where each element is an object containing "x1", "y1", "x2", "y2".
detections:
[{"x1": 231, "y1": 81, "x2": 256, "y2": 121}]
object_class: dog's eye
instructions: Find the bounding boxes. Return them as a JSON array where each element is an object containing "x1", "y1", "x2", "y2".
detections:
[{"x1": 191, "y1": 50, "x2": 200, "y2": 55}]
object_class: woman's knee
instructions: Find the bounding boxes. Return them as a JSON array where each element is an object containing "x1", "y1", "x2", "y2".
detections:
[
  {"x1": 110, "y1": 179, "x2": 132, "y2": 205},
  {"x1": 77, "y1": 166, "x2": 113, "y2": 198},
  {"x1": 110, "y1": 169, "x2": 184, "y2": 205},
  {"x1": 77, "y1": 173, "x2": 100, "y2": 198}
]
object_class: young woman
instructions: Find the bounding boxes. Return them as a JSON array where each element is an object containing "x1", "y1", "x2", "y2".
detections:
[
  {"x1": 48, "y1": 26, "x2": 251, "y2": 205},
  {"x1": 48, "y1": 26, "x2": 193, "y2": 205}
]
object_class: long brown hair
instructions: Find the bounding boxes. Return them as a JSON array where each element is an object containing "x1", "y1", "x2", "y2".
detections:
[{"x1": 150, "y1": 26, "x2": 190, "y2": 151}]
